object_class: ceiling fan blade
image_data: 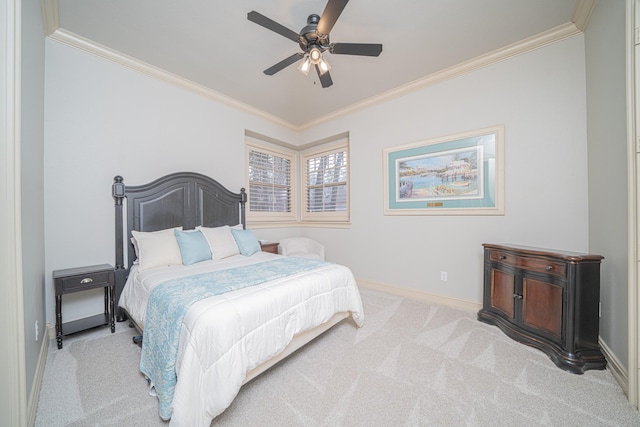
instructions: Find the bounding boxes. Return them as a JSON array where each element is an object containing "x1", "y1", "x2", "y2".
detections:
[
  {"x1": 247, "y1": 11, "x2": 300, "y2": 42},
  {"x1": 331, "y1": 43, "x2": 383, "y2": 57},
  {"x1": 263, "y1": 53, "x2": 305, "y2": 75},
  {"x1": 317, "y1": 0, "x2": 349, "y2": 35},
  {"x1": 315, "y1": 64, "x2": 333, "y2": 88}
]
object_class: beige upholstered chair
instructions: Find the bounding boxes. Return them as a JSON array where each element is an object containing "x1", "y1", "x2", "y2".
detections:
[{"x1": 278, "y1": 237, "x2": 325, "y2": 260}]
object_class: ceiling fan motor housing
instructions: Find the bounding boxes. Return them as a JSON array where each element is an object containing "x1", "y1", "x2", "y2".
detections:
[{"x1": 299, "y1": 14, "x2": 329, "y2": 51}]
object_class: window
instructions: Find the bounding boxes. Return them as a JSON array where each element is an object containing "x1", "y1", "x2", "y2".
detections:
[
  {"x1": 246, "y1": 142, "x2": 296, "y2": 222},
  {"x1": 301, "y1": 142, "x2": 349, "y2": 222},
  {"x1": 245, "y1": 132, "x2": 349, "y2": 226}
]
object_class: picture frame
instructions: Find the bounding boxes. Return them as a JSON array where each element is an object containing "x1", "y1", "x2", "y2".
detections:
[{"x1": 383, "y1": 125, "x2": 504, "y2": 215}]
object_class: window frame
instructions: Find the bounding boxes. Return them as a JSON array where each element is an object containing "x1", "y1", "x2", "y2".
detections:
[
  {"x1": 245, "y1": 133, "x2": 350, "y2": 228},
  {"x1": 300, "y1": 139, "x2": 350, "y2": 223}
]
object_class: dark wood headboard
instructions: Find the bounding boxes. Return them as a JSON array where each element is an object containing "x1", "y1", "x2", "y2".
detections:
[{"x1": 111, "y1": 172, "x2": 246, "y2": 320}]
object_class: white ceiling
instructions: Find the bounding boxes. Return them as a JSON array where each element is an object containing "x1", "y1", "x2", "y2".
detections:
[{"x1": 51, "y1": 0, "x2": 584, "y2": 129}]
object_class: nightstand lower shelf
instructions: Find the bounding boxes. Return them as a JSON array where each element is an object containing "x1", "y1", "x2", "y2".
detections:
[{"x1": 61, "y1": 313, "x2": 111, "y2": 336}]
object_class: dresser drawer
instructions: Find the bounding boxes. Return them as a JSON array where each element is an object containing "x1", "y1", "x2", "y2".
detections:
[{"x1": 489, "y1": 250, "x2": 566, "y2": 277}]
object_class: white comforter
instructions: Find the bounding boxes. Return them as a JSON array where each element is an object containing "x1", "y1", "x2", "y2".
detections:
[{"x1": 119, "y1": 252, "x2": 364, "y2": 426}]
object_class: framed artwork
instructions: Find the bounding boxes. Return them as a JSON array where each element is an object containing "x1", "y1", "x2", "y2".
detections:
[{"x1": 383, "y1": 125, "x2": 504, "y2": 215}]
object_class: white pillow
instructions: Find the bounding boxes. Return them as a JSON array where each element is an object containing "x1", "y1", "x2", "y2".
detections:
[
  {"x1": 198, "y1": 225, "x2": 240, "y2": 259},
  {"x1": 131, "y1": 227, "x2": 183, "y2": 271}
]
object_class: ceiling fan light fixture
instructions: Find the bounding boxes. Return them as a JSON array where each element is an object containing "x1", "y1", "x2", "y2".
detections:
[
  {"x1": 318, "y1": 56, "x2": 331, "y2": 75},
  {"x1": 297, "y1": 54, "x2": 312, "y2": 75},
  {"x1": 309, "y1": 46, "x2": 322, "y2": 64}
]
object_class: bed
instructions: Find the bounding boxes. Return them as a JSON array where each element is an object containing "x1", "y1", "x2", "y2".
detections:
[{"x1": 111, "y1": 172, "x2": 364, "y2": 426}]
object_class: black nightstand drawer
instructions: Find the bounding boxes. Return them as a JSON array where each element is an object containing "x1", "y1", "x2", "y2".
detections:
[
  {"x1": 53, "y1": 264, "x2": 114, "y2": 294},
  {"x1": 60, "y1": 271, "x2": 111, "y2": 292}
]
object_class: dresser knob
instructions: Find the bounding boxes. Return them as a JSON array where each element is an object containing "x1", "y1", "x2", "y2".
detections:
[
  {"x1": 80, "y1": 277, "x2": 94, "y2": 284},
  {"x1": 498, "y1": 255, "x2": 506, "y2": 260},
  {"x1": 546, "y1": 265, "x2": 553, "y2": 271}
]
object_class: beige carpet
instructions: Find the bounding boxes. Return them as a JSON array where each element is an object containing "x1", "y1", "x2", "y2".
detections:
[{"x1": 35, "y1": 288, "x2": 640, "y2": 426}]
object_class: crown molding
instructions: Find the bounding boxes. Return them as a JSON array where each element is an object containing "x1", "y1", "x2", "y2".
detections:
[
  {"x1": 299, "y1": 21, "x2": 581, "y2": 130},
  {"x1": 40, "y1": 0, "x2": 59, "y2": 36},
  {"x1": 41, "y1": 0, "x2": 298, "y2": 129},
  {"x1": 46, "y1": 28, "x2": 299, "y2": 131},
  {"x1": 573, "y1": 0, "x2": 597, "y2": 32}
]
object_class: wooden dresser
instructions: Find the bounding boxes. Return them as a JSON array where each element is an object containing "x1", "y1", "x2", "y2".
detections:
[{"x1": 477, "y1": 243, "x2": 606, "y2": 374}]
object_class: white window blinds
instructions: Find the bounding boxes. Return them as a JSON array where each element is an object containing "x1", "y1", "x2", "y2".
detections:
[
  {"x1": 303, "y1": 144, "x2": 349, "y2": 222},
  {"x1": 248, "y1": 149, "x2": 292, "y2": 213}
]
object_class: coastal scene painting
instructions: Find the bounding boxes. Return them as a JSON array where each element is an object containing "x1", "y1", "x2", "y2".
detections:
[
  {"x1": 383, "y1": 125, "x2": 504, "y2": 215},
  {"x1": 396, "y1": 146, "x2": 483, "y2": 202}
]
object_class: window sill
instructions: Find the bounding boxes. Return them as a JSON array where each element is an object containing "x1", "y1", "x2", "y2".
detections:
[{"x1": 247, "y1": 221, "x2": 352, "y2": 229}]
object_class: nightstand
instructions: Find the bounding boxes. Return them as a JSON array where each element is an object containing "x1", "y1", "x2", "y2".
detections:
[
  {"x1": 53, "y1": 264, "x2": 115, "y2": 349},
  {"x1": 260, "y1": 241, "x2": 279, "y2": 254}
]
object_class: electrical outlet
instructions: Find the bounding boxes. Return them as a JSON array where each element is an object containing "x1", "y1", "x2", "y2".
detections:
[
  {"x1": 440, "y1": 271, "x2": 448, "y2": 281},
  {"x1": 35, "y1": 320, "x2": 39, "y2": 341}
]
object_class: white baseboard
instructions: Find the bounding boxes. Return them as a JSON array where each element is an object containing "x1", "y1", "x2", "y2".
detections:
[
  {"x1": 599, "y1": 337, "x2": 629, "y2": 396},
  {"x1": 47, "y1": 323, "x2": 56, "y2": 340},
  {"x1": 27, "y1": 324, "x2": 50, "y2": 426},
  {"x1": 356, "y1": 279, "x2": 482, "y2": 313}
]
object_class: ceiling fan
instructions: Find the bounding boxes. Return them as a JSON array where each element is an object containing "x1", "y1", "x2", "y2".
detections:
[{"x1": 247, "y1": 0, "x2": 382, "y2": 88}]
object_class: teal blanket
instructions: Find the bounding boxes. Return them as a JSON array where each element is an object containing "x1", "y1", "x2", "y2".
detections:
[{"x1": 139, "y1": 257, "x2": 330, "y2": 420}]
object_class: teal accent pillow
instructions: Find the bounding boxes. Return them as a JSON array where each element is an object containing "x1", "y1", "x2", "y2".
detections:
[
  {"x1": 174, "y1": 230, "x2": 213, "y2": 265},
  {"x1": 231, "y1": 228, "x2": 261, "y2": 256}
]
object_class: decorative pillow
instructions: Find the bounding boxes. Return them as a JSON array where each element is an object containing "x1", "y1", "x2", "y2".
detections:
[
  {"x1": 174, "y1": 230, "x2": 212, "y2": 265},
  {"x1": 131, "y1": 228, "x2": 183, "y2": 271},
  {"x1": 198, "y1": 225, "x2": 240, "y2": 259},
  {"x1": 230, "y1": 228, "x2": 261, "y2": 256}
]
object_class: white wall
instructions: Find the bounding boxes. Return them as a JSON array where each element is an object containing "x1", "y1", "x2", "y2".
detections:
[
  {"x1": 22, "y1": 0, "x2": 46, "y2": 401},
  {"x1": 44, "y1": 40, "x2": 298, "y2": 323},
  {"x1": 300, "y1": 35, "x2": 590, "y2": 304},
  {"x1": 44, "y1": 35, "x2": 591, "y2": 332},
  {"x1": 585, "y1": 1, "x2": 628, "y2": 370}
]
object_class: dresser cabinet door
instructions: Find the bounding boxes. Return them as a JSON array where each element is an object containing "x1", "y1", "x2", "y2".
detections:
[
  {"x1": 521, "y1": 275, "x2": 564, "y2": 342},
  {"x1": 490, "y1": 268, "x2": 516, "y2": 319}
]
